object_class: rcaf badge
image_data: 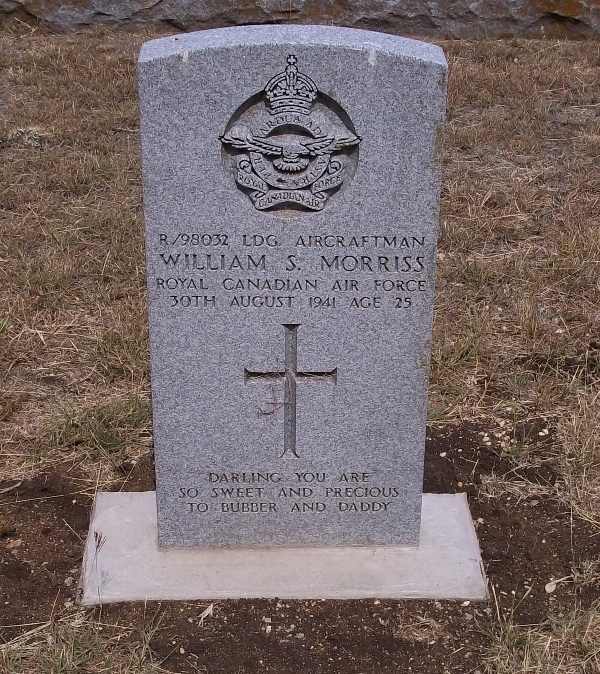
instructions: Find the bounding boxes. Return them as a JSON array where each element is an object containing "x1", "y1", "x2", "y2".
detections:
[{"x1": 220, "y1": 55, "x2": 361, "y2": 213}]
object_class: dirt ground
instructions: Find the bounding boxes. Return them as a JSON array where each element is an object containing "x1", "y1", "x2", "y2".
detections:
[
  {"x1": 0, "y1": 22, "x2": 599, "y2": 674},
  {"x1": 1, "y1": 424, "x2": 598, "y2": 673}
]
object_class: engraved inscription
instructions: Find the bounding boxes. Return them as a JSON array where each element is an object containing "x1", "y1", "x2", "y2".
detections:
[
  {"x1": 151, "y1": 232, "x2": 430, "y2": 311},
  {"x1": 177, "y1": 471, "x2": 403, "y2": 516},
  {"x1": 159, "y1": 233, "x2": 229, "y2": 246}
]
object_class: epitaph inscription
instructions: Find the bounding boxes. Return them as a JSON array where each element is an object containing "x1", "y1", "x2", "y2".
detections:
[{"x1": 220, "y1": 55, "x2": 361, "y2": 213}]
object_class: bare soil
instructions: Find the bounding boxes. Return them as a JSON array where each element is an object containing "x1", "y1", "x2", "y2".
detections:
[{"x1": 2, "y1": 423, "x2": 598, "y2": 673}]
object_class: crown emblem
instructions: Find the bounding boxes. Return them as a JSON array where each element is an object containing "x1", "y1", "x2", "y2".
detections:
[{"x1": 264, "y1": 55, "x2": 318, "y2": 115}]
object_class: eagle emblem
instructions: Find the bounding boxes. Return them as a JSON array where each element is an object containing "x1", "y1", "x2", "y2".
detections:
[{"x1": 220, "y1": 55, "x2": 361, "y2": 212}]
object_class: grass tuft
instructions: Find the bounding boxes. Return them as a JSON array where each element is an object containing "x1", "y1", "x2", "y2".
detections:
[
  {"x1": 42, "y1": 396, "x2": 152, "y2": 465},
  {"x1": 0, "y1": 615, "x2": 166, "y2": 674},
  {"x1": 484, "y1": 600, "x2": 600, "y2": 674}
]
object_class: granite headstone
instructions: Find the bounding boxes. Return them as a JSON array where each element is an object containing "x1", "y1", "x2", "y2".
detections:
[
  {"x1": 139, "y1": 26, "x2": 446, "y2": 548},
  {"x1": 80, "y1": 25, "x2": 487, "y2": 602}
]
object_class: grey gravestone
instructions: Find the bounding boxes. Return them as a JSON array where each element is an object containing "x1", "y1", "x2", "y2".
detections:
[
  {"x1": 80, "y1": 25, "x2": 486, "y2": 602},
  {"x1": 139, "y1": 26, "x2": 445, "y2": 548}
]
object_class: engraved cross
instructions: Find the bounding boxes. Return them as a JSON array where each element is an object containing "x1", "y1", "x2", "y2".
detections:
[{"x1": 245, "y1": 324, "x2": 337, "y2": 458}]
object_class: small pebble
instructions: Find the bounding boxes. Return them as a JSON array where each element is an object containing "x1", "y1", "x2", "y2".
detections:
[
  {"x1": 295, "y1": 633, "x2": 305, "y2": 639},
  {"x1": 439, "y1": 452, "x2": 447, "y2": 458}
]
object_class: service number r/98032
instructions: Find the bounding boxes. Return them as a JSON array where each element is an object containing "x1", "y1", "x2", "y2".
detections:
[{"x1": 159, "y1": 233, "x2": 228, "y2": 246}]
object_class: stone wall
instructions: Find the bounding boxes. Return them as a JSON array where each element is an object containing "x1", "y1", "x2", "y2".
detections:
[{"x1": 1, "y1": 0, "x2": 599, "y2": 37}]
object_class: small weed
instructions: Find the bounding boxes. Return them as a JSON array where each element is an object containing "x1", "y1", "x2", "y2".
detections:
[
  {"x1": 427, "y1": 405, "x2": 451, "y2": 422},
  {"x1": 571, "y1": 559, "x2": 600, "y2": 588},
  {"x1": 42, "y1": 395, "x2": 151, "y2": 465},
  {"x1": 394, "y1": 615, "x2": 445, "y2": 643},
  {"x1": 0, "y1": 392, "x2": 29, "y2": 423},
  {"x1": 95, "y1": 318, "x2": 149, "y2": 385},
  {"x1": 6, "y1": 127, "x2": 48, "y2": 147}
]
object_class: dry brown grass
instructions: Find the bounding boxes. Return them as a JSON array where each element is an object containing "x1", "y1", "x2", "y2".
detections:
[
  {"x1": 393, "y1": 615, "x2": 445, "y2": 643},
  {"x1": 484, "y1": 600, "x2": 600, "y2": 674},
  {"x1": 1, "y1": 31, "x2": 597, "y2": 495},
  {"x1": 0, "y1": 26, "x2": 155, "y2": 484},
  {"x1": 0, "y1": 25, "x2": 599, "y2": 674},
  {"x1": 432, "y1": 39, "x2": 600, "y2": 526},
  {"x1": 0, "y1": 611, "x2": 166, "y2": 674}
]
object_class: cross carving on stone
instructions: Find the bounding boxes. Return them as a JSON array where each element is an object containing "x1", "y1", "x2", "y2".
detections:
[{"x1": 245, "y1": 324, "x2": 337, "y2": 458}]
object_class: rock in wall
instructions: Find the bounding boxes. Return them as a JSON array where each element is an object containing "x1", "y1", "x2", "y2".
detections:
[{"x1": 1, "y1": 0, "x2": 599, "y2": 36}]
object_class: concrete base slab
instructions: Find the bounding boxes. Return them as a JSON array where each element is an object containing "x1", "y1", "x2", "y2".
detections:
[{"x1": 79, "y1": 492, "x2": 487, "y2": 604}]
